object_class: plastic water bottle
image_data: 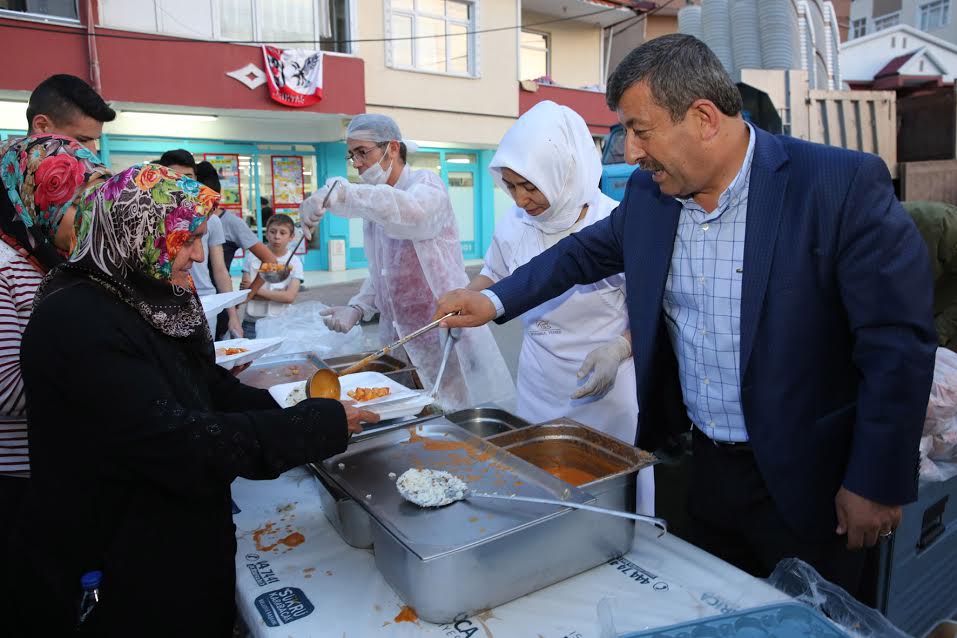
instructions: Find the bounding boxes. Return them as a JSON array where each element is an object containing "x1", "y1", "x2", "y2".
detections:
[{"x1": 77, "y1": 570, "x2": 102, "y2": 626}]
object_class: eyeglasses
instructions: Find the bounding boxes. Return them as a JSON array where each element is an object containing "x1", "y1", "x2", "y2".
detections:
[{"x1": 346, "y1": 142, "x2": 387, "y2": 166}]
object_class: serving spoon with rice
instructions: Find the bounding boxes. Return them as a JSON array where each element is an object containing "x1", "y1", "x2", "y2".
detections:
[{"x1": 396, "y1": 468, "x2": 667, "y2": 536}]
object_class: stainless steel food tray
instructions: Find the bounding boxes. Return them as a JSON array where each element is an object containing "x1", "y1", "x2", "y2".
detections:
[
  {"x1": 321, "y1": 419, "x2": 636, "y2": 623},
  {"x1": 237, "y1": 351, "x2": 328, "y2": 389},
  {"x1": 311, "y1": 407, "x2": 530, "y2": 548},
  {"x1": 322, "y1": 351, "x2": 422, "y2": 391},
  {"x1": 444, "y1": 406, "x2": 532, "y2": 437},
  {"x1": 486, "y1": 417, "x2": 657, "y2": 522},
  {"x1": 321, "y1": 419, "x2": 593, "y2": 557}
]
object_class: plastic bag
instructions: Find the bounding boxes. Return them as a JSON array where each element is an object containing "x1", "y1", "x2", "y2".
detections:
[
  {"x1": 920, "y1": 349, "x2": 957, "y2": 480},
  {"x1": 766, "y1": 558, "x2": 910, "y2": 638},
  {"x1": 254, "y1": 301, "x2": 365, "y2": 357},
  {"x1": 926, "y1": 348, "x2": 957, "y2": 431}
]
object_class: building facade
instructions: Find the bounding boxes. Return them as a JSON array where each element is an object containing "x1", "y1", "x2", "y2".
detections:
[
  {"x1": 0, "y1": 0, "x2": 632, "y2": 271},
  {"x1": 343, "y1": 0, "x2": 623, "y2": 269},
  {"x1": 849, "y1": 0, "x2": 955, "y2": 44},
  {"x1": 0, "y1": 0, "x2": 365, "y2": 271}
]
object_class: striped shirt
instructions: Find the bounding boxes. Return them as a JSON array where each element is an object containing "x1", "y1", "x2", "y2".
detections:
[
  {"x1": 0, "y1": 240, "x2": 43, "y2": 477},
  {"x1": 663, "y1": 123, "x2": 755, "y2": 442}
]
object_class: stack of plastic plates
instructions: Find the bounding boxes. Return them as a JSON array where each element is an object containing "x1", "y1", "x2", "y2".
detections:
[
  {"x1": 677, "y1": 4, "x2": 703, "y2": 40},
  {"x1": 759, "y1": 0, "x2": 798, "y2": 69},
  {"x1": 731, "y1": 0, "x2": 762, "y2": 79},
  {"x1": 702, "y1": 0, "x2": 735, "y2": 76}
]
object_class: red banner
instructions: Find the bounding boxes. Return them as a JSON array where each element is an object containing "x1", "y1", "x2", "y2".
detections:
[{"x1": 262, "y1": 46, "x2": 324, "y2": 108}]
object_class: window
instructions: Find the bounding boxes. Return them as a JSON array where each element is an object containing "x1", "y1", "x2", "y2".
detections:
[
  {"x1": 919, "y1": 0, "x2": 951, "y2": 30},
  {"x1": 215, "y1": 0, "x2": 351, "y2": 52},
  {"x1": 873, "y1": 11, "x2": 900, "y2": 30},
  {"x1": 0, "y1": 0, "x2": 77, "y2": 21},
  {"x1": 388, "y1": 0, "x2": 475, "y2": 75},
  {"x1": 520, "y1": 29, "x2": 549, "y2": 81},
  {"x1": 851, "y1": 17, "x2": 867, "y2": 38}
]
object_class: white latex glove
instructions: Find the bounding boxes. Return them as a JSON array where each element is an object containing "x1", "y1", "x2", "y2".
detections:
[
  {"x1": 320, "y1": 305, "x2": 362, "y2": 333},
  {"x1": 300, "y1": 177, "x2": 347, "y2": 240},
  {"x1": 571, "y1": 335, "x2": 632, "y2": 399}
]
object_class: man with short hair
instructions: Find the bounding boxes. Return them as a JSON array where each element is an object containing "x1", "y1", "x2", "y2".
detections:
[
  {"x1": 297, "y1": 113, "x2": 515, "y2": 410},
  {"x1": 156, "y1": 149, "x2": 196, "y2": 179},
  {"x1": 27, "y1": 74, "x2": 116, "y2": 153},
  {"x1": 434, "y1": 34, "x2": 936, "y2": 596}
]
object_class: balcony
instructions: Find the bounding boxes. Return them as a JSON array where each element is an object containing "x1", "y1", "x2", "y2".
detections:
[
  {"x1": 519, "y1": 80, "x2": 618, "y2": 135},
  {"x1": 0, "y1": 16, "x2": 365, "y2": 119},
  {"x1": 520, "y1": 0, "x2": 646, "y2": 27}
]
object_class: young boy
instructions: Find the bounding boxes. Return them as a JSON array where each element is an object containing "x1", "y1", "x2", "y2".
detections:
[{"x1": 241, "y1": 214, "x2": 303, "y2": 338}]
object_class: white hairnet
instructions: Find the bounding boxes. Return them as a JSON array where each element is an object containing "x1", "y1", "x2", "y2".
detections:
[
  {"x1": 489, "y1": 101, "x2": 602, "y2": 234},
  {"x1": 346, "y1": 114, "x2": 419, "y2": 153}
]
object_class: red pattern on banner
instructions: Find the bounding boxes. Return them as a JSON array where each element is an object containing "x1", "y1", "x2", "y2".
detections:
[{"x1": 262, "y1": 46, "x2": 324, "y2": 108}]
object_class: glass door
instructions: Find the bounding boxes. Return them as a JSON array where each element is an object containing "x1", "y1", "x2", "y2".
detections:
[{"x1": 444, "y1": 152, "x2": 479, "y2": 259}]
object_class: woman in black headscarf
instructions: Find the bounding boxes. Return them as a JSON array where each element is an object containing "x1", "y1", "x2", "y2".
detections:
[{"x1": 9, "y1": 164, "x2": 375, "y2": 636}]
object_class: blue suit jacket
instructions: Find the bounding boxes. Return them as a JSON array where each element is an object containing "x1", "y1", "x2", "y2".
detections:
[{"x1": 490, "y1": 127, "x2": 937, "y2": 537}]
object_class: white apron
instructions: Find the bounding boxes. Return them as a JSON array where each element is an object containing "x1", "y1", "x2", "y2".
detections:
[{"x1": 482, "y1": 194, "x2": 654, "y2": 515}]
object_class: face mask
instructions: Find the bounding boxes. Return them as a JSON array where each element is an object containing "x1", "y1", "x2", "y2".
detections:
[{"x1": 359, "y1": 153, "x2": 393, "y2": 185}]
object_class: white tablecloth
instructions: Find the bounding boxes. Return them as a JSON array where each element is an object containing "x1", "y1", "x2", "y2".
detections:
[{"x1": 232, "y1": 467, "x2": 790, "y2": 638}]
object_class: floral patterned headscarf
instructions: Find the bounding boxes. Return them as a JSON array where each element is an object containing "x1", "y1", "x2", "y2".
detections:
[
  {"x1": 0, "y1": 134, "x2": 111, "y2": 270},
  {"x1": 40, "y1": 163, "x2": 218, "y2": 344}
]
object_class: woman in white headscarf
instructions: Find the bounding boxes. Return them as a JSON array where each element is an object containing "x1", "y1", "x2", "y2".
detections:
[
  {"x1": 469, "y1": 101, "x2": 653, "y2": 514},
  {"x1": 299, "y1": 114, "x2": 514, "y2": 410}
]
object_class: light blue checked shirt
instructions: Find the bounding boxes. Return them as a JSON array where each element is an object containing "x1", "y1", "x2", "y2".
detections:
[{"x1": 664, "y1": 124, "x2": 756, "y2": 442}]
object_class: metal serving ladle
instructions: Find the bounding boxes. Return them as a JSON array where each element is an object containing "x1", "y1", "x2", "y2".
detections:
[
  {"x1": 306, "y1": 312, "x2": 458, "y2": 400},
  {"x1": 397, "y1": 469, "x2": 668, "y2": 537}
]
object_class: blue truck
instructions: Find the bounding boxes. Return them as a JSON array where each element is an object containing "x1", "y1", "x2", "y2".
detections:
[{"x1": 599, "y1": 124, "x2": 632, "y2": 202}]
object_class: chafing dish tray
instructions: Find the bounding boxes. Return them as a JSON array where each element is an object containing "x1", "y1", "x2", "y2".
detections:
[
  {"x1": 311, "y1": 406, "x2": 530, "y2": 549},
  {"x1": 320, "y1": 418, "x2": 632, "y2": 623},
  {"x1": 237, "y1": 351, "x2": 327, "y2": 389},
  {"x1": 486, "y1": 417, "x2": 657, "y2": 524},
  {"x1": 322, "y1": 351, "x2": 421, "y2": 390},
  {"x1": 444, "y1": 406, "x2": 532, "y2": 437}
]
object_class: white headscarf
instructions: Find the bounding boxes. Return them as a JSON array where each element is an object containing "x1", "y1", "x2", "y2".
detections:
[{"x1": 489, "y1": 101, "x2": 602, "y2": 234}]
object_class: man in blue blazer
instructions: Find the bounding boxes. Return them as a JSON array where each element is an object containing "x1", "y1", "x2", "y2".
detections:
[{"x1": 435, "y1": 34, "x2": 937, "y2": 593}]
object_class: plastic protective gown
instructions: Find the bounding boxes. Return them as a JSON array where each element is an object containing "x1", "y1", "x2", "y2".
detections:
[
  {"x1": 484, "y1": 101, "x2": 653, "y2": 513},
  {"x1": 329, "y1": 166, "x2": 515, "y2": 410}
]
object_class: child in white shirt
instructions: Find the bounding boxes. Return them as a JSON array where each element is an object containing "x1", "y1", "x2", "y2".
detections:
[{"x1": 240, "y1": 214, "x2": 304, "y2": 338}]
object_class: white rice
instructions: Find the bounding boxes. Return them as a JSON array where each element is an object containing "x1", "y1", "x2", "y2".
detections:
[
  {"x1": 396, "y1": 468, "x2": 467, "y2": 508},
  {"x1": 285, "y1": 383, "x2": 307, "y2": 407}
]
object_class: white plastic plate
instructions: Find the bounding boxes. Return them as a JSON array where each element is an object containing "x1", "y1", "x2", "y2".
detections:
[
  {"x1": 268, "y1": 371, "x2": 429, "y2": 420},
  {"x1": 201, "y1": 289, "x2": 250, "y2": 316},
  {"x1": 214, "y1": 337, "x2": 284, "y2": 370}
]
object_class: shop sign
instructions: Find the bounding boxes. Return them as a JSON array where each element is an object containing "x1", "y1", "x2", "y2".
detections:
[
  {"x1": 262, "y1": 46, "x2": 324, "y2": 108},
  {"x1": 203, "y1": 153, "x2": 242, "y2": 209},
  {"x1": 271, "y1": 155, "x2": 307, "y2": 255}
]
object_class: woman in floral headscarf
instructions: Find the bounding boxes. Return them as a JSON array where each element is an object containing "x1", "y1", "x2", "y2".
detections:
[
  {"x1": 0, "y1": 134, "x2": 110, "y2": 550},
  {"x1": 8, "y1": 165, "x2": 376, "y2": 636}
]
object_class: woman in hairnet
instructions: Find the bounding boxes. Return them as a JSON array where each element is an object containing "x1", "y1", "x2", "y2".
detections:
[
  {"x1": 300, "y1": 114, "x2": 514, "y2": 410},
  {"x1": 468, "y1": 101, "x2": 653, "y2": 513}
]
